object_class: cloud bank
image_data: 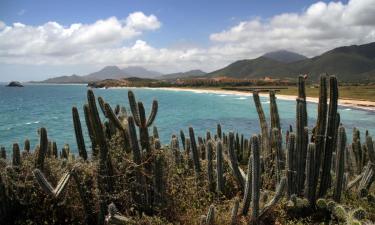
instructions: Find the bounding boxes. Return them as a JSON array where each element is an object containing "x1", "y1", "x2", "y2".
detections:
[{"x1": 0, "y1": 0, "x2": 375, "y2": 74}]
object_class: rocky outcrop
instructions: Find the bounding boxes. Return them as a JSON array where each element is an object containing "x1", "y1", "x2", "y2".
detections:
[{"x1": 6, "y1": 81, "x2": 24, "y2": 87}]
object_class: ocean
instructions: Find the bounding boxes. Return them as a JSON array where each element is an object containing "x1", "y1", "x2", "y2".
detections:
[{"x1": 0, "y1": 83, "x2": 374, "y2": 154}]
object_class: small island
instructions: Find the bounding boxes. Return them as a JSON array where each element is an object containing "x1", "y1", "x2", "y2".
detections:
[{"x1": 6, "y1": 81, "x2": 24, "y2": 87}]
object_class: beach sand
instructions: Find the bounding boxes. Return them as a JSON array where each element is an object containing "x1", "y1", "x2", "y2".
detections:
[{"x1": 139, "y1": 87, "x2": 375, "y2": 112}]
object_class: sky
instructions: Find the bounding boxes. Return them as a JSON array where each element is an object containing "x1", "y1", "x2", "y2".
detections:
[{"x1": 0, "y1": 0, "x2": 375, "y2": 81}]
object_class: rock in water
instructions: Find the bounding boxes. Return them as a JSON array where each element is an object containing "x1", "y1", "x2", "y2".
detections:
[{"x1": 6, "y1": 81, "x2": 24, "y2": 87}]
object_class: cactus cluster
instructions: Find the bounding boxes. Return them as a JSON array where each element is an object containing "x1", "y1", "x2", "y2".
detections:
[{"x1": 0, "y1": 75, "x2": 374, "y2": 225}]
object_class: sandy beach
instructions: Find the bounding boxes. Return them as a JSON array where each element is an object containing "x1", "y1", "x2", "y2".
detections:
[{"x1": 139, "y1": 87, "x2": 375, "y2": 112}]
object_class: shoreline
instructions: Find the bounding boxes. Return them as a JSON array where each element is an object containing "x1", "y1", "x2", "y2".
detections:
[{"x1": 131, "y1": 86, "x2": 375, "y2": 112}]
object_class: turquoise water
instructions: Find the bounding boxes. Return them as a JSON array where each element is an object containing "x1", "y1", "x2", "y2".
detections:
[{"x1": 0, "y1": 83, "x2": 374, "y2": 154}]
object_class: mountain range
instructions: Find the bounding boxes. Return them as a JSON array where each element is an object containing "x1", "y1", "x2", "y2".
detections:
[
  {"x1": 207, "y1": 42, "x2": 375, "y2": 82},
  {"x1": 41, "y1": 66, "x2": 162, "y2": 83},
  {"x1": 39, "y1": 42, "x2": 375, "y2": 83}
]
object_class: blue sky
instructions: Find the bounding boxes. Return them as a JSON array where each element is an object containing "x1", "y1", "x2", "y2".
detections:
[{"x1": 1, "y1": 0, "x2": 374, "y2": 81}]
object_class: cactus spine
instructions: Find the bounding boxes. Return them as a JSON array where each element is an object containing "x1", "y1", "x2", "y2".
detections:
[
  {"x1": 72, "y1": 106, "x2": 88, "y2": 160},
  {"x1": 319, "y1": 76, "x2": 338, "y2": 197},
  {"x1": 334, "y1": 125, "x2": 346, "y2": 202}
]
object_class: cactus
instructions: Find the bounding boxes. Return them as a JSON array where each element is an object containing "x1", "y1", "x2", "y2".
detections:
[
  {"x1": 352, "y1": 207, "x2": 366, "y2": 220},
  {"x1": 312, "y1": 75, "x2": 328, "y2": 201},
  {"x1": 217, "y1": 124, "x2": 222, "y2": 140},
  {"x1": 286, "y1": 133, "x2": 296, "y2": 198},
  {"x1": 33, "y1": 168, "x2": 71, "y2": 198},
  {"x1": 189, "y1": 127, "x2": 201, "y2": 175},
  {"x1": 242, "y1": 155, "x2": 252, "y2": 215},
  {"x1": 305, "y1": 143, "x2": 316, "y2": 205},
  {"x1": 228, "y1": 132, "x2": 245, "y2": 189},
  {"x1": 153, "y1": 126, "x2": 159, "y2": 139},
  {"x1": 24, "y1": 139, "x2": 30, "y2": 152},
  {"x1": 199, "y1": 137, "x2": 206, "y2": 160},
  {"x1": 251, "y1": 135, "x2": 260, "y2": 221},
  {"x1": 271, "y1": 128, "x2": 282, "y2": 184},
  {"x1": 83, "y1": 104, "x2": 98, "y2": 157},
  {"x1": 35, "y1": 127, "x2": 48, "y2": 170},
  {"x1": 0, "y1": 147, "x2": 6, "y2": 159},
  {"x1": 103, "y1": 102, "x2": 131, "y2": 152},
  {"x1": 87, "y1": 89, "x2": 114, "y2": 224},
  {"x1": 260, "y1": 177, "x2": 287, "y2": 217},
  {"x1": 12, "y1": 143, "x2": 21, "y2": 167},
  {"x1": 230, "y1": 198, "x2": 239, "y2": 225},
  {"x1": 153, "y1": 151, "x2": 165, "y2": 208},
  {"x1": 72, "y1": 106, "x2": 88, "y2": 160},
  {"x1": 319, "y1": 76, "x2": 338, "y2": 197},
  {"x1": 253, "y1": 92, "x2": 270, "y2": 156},
  {"x1": 206, "y1": 204, "x2": 215, "y2": 225},
  {"x1": 269, "y1": 91, "x2": 281, "y2": 131},
  {"x1": 216, "y1": 140, "x2": 224, "y2": 194},
  {"x1": 206, "y1": 140, "x2": 215, "y2": 192},
  {"x1": 366, "y1": 136, "x2": 375, "y2": 163},
  {"x1": 170, "y1": 135, "x2": 181, "y2": 165},
  {"x1": 51, "y1": 142, "x2": 57, "y2": 158},
  {"x1": 296, "y1": 98, "x2": 308, "y2": 195},
  {"x1": 334, "y1": 125, "x2": 347, "y2": 202},
  {"x1": 180, "y1": 129, "x2": 186, "y2": 150}
]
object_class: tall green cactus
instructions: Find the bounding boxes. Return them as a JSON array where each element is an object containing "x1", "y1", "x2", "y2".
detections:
[
  {"x1": 0, "y1": 147, "x2": 6, "y2": 159},
  {"x1": 319, "y1": 76, "x2": 338, "y2": 197},
  {"x1": 271, "y1": 128, "x2": 282, "y2": 184},
  {"x1": 296, "y1": 98, "x2": 307, "y2": 194},
  {"x1": 217, "y1": 124, "x2": 222, "y2": 140},
  {"x1": 103, "y1": 102, "x2": 131, "y2": 152},
  {"x1": 170, "y1": 135, "x2": 181, "y2": 165},
  {"x1": 305, "y1": 143, "x2": 316, "y2": 205},
  {"x1": 242, "y1": 155, "x2": 252, "y2": 216},
  {"x1": 72, "y1": 106, "x2": 88, "y2": 160},
  {"x1": 251, "y1": 135, "x2": 260, "y2": 221},
  {"x1": 269, "y1": 91, "x2": 280, "y2": 130},
  {"x1": 12, "y1": 143, "x2": 21, "y2": 167},
  {"x1": 286, "y1": 133, "x2": 296, "y2": 198},
  {"x1": 189, "y1": 127, "x2": 201, "y2": 175},
  {"x1": 153, "y1": 150, "x2": 165, "y2": 208},
  {"x1": 24, "y1": 139, "x2": 30, "y2": 152},
  {"x1": 216, "y1": 140, "x2": 224, "y2": 194},
  {"x1": 253, "y1": 92, "x2": 270, "y2": 156},
  {"x1": 180, "y1": 129, "x2": 186, "y2": 150},
  {"x1": 334, "y1": 125, "x2": 346, "y2": 202},
  {"x1": 35, "y1": 127, "x2": 48, "y2": 170},
  {"x1": 83, "y1": 103, "x2": 98, "y2": 157},
  {"x1": 87, "y1": 89, "x2": 114, "y2": 225},
  {"x1": 313, "y1": 74, "x2": 327, "y2": 202},
  {"x1": 228, "y1": 132, "x2": 245, "y2": 189},
  {"x1": 206, "y1": 140, "x2": 215, "y2": 192}
]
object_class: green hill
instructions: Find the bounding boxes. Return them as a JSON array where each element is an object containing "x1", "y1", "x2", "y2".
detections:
[{"x1": 207, "y1": 42, "x2": 375, "y2": 82}]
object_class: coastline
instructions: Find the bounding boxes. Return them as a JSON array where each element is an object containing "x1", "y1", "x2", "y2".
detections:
[{"x1": 134, "y1": 86, "x2": 375, "y2": 112}]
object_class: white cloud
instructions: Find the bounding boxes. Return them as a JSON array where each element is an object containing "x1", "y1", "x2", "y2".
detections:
[
  {"x1": 0, "y1": 0, "x2": 375, "y2": 75},
  {"x1": 125, "y1": 12, "x2": 161, "y2": 30},
  {"x1": 209, "y1": 0, "x2": 375, "y2": 58},
  {"x1": 0, "y1": 12, "x2": 160, "y2": 59}
]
